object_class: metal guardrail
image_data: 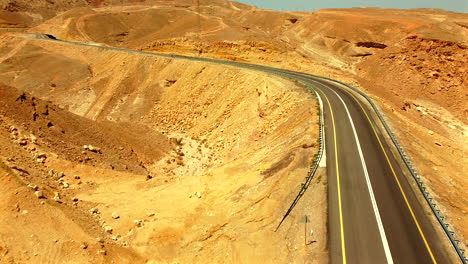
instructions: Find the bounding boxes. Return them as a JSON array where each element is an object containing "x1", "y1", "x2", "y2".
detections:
[
  {"x1": 274, "y1": 82, "x2": 325, "y2": 232},
  {"x1": 40, "y1": 35, "x2": 465, "y2": 262}
]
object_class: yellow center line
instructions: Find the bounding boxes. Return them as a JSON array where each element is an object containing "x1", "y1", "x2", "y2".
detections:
[
  {"x1": 315, "y1": 87, "x2": 347, "y2": 264},
  {"x1": 341, "y1": 87, "x2": 438, "y2": 264}
]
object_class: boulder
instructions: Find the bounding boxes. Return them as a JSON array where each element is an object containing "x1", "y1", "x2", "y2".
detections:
[
  {"x1": 133, "y1": 220, "x2": 143, "y2": 227},
  {"x1": 34, "y1": 190, "x2": 45, "y2": 199},
  {"x1": 53, "y1": 192, "x2": 62, "y2": 203},
  {"x1": 27, "y1": 184, "x2": 38, "y2": 191},
  {"x1": 104, "y1": 225, "x2": 113, "y2": 234},
  {"x1": 111, "y1": 212, "x2": 120, "y2": 219}
]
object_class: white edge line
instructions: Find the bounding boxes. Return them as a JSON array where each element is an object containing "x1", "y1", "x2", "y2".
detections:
[{"x1": 328, "y1": 87, "x2": 394, "y2": 264}]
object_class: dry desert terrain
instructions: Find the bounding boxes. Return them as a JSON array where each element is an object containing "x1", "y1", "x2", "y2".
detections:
[{"x1": 0, "y1": 0, "x2": 466, "y2": 263}]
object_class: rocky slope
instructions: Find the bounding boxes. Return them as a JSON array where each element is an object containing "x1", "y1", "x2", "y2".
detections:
[{"x1": 0, "y1": 33, "x2": 324, "y2": 263}]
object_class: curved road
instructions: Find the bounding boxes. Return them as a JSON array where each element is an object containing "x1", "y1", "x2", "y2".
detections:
[{"x1": 37, "y1": 34, "x2": 455, "y2": 263}]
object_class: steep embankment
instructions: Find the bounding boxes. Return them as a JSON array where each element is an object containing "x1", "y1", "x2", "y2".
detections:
[{"x1": 0, "y1": 33, "x2": 324, "y2": 263}]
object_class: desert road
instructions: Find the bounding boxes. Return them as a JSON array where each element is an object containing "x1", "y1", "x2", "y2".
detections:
[{"x1": 37, "y1": 33, "x2": 456, "y2": 264}]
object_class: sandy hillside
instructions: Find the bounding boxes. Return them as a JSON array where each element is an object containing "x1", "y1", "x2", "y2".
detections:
[
  {"x1": 0, "y1": 0, "x2": 467, "y2": 262},
  {"x1": 0, "y1": 33, "x2": 325, "y2": 263}
]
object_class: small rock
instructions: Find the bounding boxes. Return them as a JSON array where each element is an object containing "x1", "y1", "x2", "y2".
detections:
[
  {"x1": 28, "y1": 184, "x2": 39, "y2": 191},
  {"x1": 19, "y1": 139, "x2": 28, "y2": 146},
  {"x1": 88, "y1": 145, "x2": 97, "y2": 152},
  {"x1": 430, "y1": 71, "x2": 440, "y2": 78},
  {"x1": 72, "y1": 197, "x2": 79, "y2": 202},
  {"x1": 90, "y1": 208, "x2": 99, "y2": 214},
  {"x1": 112, "y1": 212, "x2": 120, "y2": 219},
  {"x1": 133, "y1": 220, "x2": 143, "y2": 227},
  {"x1": 302, "y1": 143, "x2": 315, "y2": 148},
  {"x1": 97, "y1": 249, "x2": 106, "y2": 255},
  {"x1": 104, "y1": 225, "x2": 113, "y2": 234},
  {"x1": 111, "y1": 235, "x2": 120, "y2": 241},
  {"x1": 30, "y1": 134, "x2": 37, "y2": 143},
  {"x1": 147, "y1": 212, "x2": 155, "y2": 217},
  {"x1": 62, "y1": 182, "x2": 69, "y2": 188},
  {"x1": 85, "y1": 145, "x2": 101, "y2": 153},
  {"x1": 96, "y1": 237, "x2": 104, "y2": 243},
  {"x1": 53, "y1": 192, "x2": 62, "y2": 203},
  {"x1": 74, "y1": 175, "x2": 80, "y2": 179},
  {"x1": 34, "y1": 190, "x2": 45, "y2": 199},
  {"x1": 428, "y1": 130, "x2": 434, "y2": 135},
  {"x1": 434, "y1": 141, "x2": 442, "y2": 146},
  {"x1": 22, "y1": 210, "x2": 29, "y2": 214},
  {"x1": 194, "y1": 192, "x2": 202, "y2": 198},
  {"x1": 80, "y1": 243, "x2": 88, "y2": 250}
]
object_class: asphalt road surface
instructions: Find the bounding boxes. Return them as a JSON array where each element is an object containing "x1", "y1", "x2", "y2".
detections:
[{"x1": 35, "y1": 34, "x2": 456, "y2": 263}]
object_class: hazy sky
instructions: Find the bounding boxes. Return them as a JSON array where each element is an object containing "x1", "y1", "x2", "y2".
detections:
[{"x1": 235, "y1": 0, "x2": 468, "y2": 13}]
